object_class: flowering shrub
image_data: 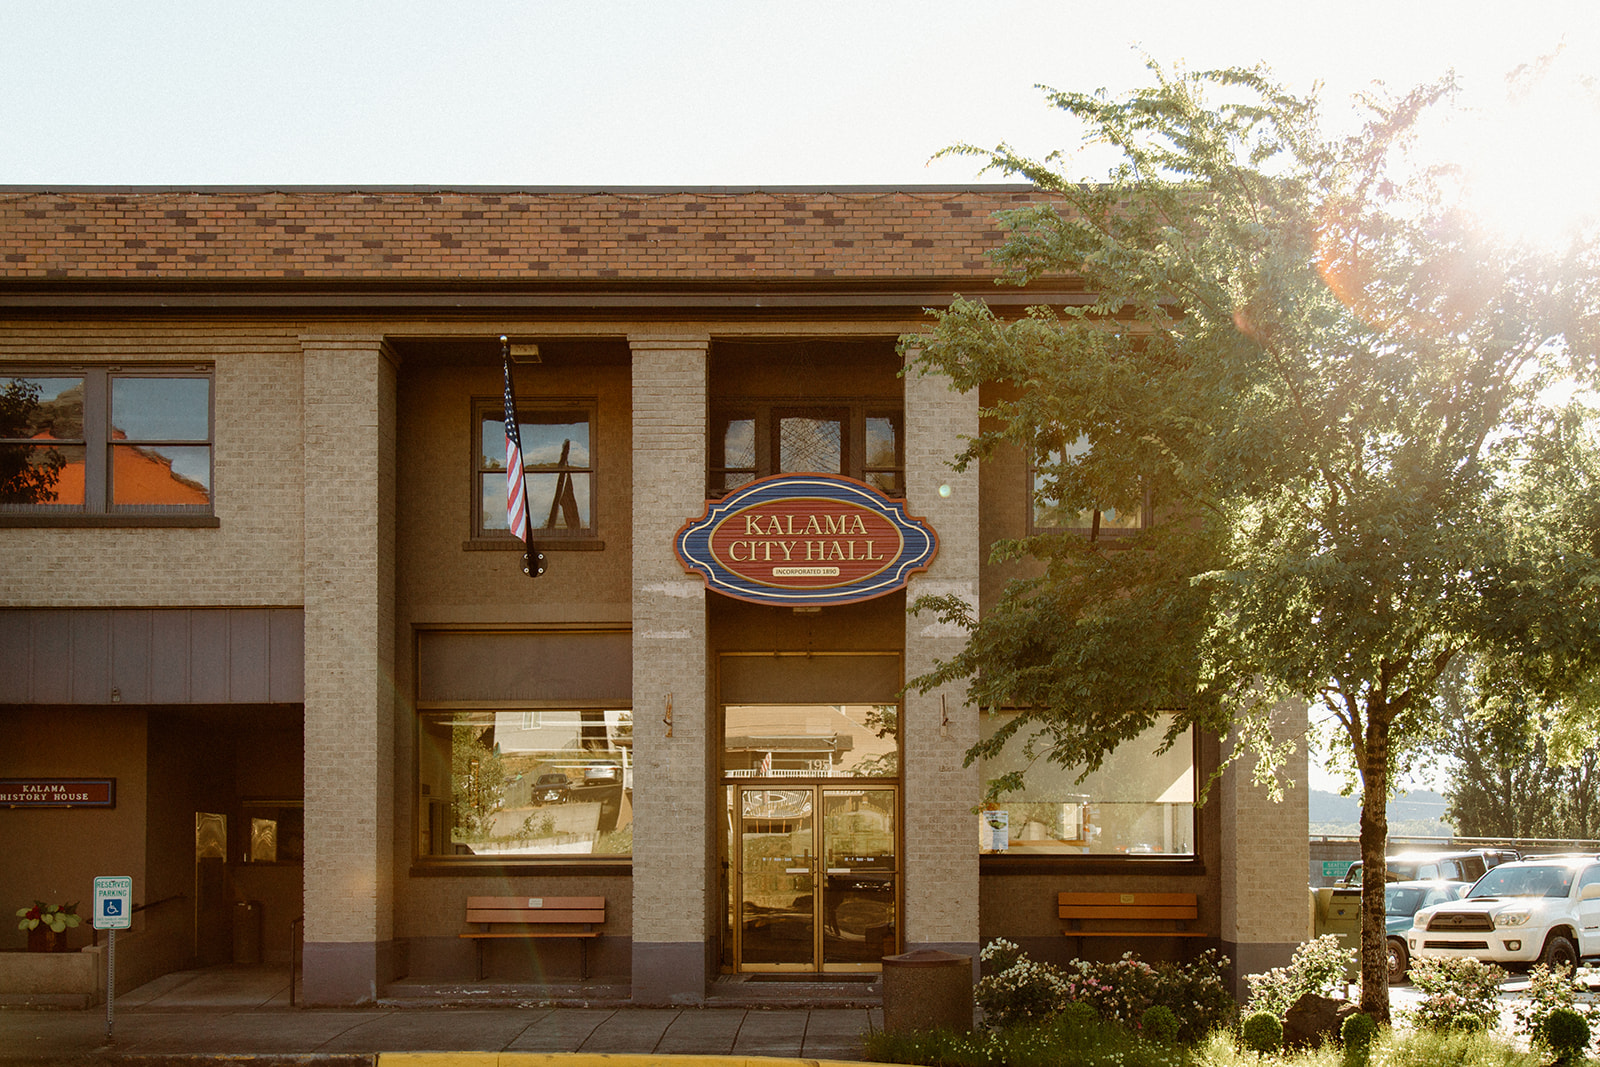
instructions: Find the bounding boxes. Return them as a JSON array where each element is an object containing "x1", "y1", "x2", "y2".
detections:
[
  {"x1": 974, "y1": 939, "x2": 1071, "y2": 1029},
  {"x1": 1405, "y1": 955, "x2": 1506, "y2": 1032},
  {"x1": 1244, "y1": 935, "x2": 1355, "y2": 1018},
  {"x1": 973, "y1": 939, "x2": 1235, "y2": 1042}
]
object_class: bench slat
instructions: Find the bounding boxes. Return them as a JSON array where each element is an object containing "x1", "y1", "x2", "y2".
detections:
[
  {"x1": 460, "y1": 931, "x2": 602, "y2": 939},
  {"x1": 1065, "y1": 931, "x2": 1207, "y2": 937},
  {"x1": 1058, "y1": 892, "x2": 1197, "y2": 907},
  {"x1": 1060, "y1": 905, "x2": 1197, "y2": 921},
  {"x1": 465, "y1": 909, "x2": 605, "y2": 924},
  {"x1": 465, "y1": 896, "x2": 605, "y2": 910}
]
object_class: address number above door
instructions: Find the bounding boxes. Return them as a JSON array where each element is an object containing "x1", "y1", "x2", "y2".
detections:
[{"x1": 675, "y1": 474, "x2": 938, "y2": 607}]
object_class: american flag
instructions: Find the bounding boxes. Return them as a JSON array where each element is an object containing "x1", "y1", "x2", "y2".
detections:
[
  {"x1": 760, "y1": 751, "x2": 773, "y2": 776},
  {"x1": 503, "y1": 350, "x2": 530, "y2": 542}
]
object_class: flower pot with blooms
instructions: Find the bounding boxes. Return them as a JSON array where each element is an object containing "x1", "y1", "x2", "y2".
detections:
[{"x1": 16, "y1": 901, "x2": 81, "y2": 952}]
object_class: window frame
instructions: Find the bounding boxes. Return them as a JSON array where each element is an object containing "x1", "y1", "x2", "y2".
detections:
[
  {"x1": 471, "y1": 396, "x2": 598, "y2": 544},
  {"x1": 0, "y1": 364, "x2": 217, "y2": 528},
  {"x1": 708, "y1": 399, "x2": 904, "y2": 498}
]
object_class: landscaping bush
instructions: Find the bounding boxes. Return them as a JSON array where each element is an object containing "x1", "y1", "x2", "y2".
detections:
[
  {"x1": 1536, "y1": 1007, "x2": 1592, "y2": 1065},
  {"x1": 1241, "y1": 1011, "x2": 1283, "y2": 1054},
  {"x1": 1141, "y1": 1004, "x2": 1181, "y2": 1045},
  {"x1": 1339, "y1": 1012, "x2": 1376, "y2": 1067},
  {"x1": 1404, "y1": 955, "x2": 1506, "y2": 1033},
  {"x1": 1244, "y1": 935, "x2": 1355, "y2": 1018}
]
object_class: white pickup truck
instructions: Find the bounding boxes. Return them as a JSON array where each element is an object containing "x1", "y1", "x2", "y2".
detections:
[{"x1": 1409, "y1": 856, "x2": 1600, "y2": 971}]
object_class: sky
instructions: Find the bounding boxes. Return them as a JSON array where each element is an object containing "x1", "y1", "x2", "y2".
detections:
[
  {"x1": 3, "y1": 0, "x2": 1592, "y2": 799},
  {"x1": 1, "y1": 0, "x2": 1594, "y2": 188}
]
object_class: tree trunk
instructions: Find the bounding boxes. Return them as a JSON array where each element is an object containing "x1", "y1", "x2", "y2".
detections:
[{"x1": 1357, "y1": 712, "x2": 1391, "y2": 1021}]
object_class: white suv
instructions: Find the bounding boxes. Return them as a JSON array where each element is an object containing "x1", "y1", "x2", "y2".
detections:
[{"x1": 1409, "y1": 857, "x2": 1600, "y2": 970}]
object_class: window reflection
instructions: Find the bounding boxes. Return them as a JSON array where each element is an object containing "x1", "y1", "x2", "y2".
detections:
[
  {"x1": 724, "y1": 704, "x2": 898, "y2": 779},
  {"x1": 0, "y1": 376, "x2": 85, "y2": 507},
  {"x1": 477, "y1": 408, "x2": 594, "y2": 536},
  {"x1": 418, "y1": 709, "x2": 633, "y2": 858}
]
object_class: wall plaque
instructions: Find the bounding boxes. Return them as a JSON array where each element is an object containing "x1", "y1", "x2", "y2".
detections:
[
  {"x1": 676, "y1": 474, "x2": 938, "y2": 606},
  {"x1": 0, "y1": 778, "x2": 116, "y2": 808}
]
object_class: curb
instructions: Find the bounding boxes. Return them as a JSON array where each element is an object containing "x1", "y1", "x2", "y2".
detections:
[{"x1": 380, "y1": 1058, "x2": 867, "y2": 1067}]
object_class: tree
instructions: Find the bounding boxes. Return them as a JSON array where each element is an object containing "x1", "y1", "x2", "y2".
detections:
[
  {"x1": 1437, "y1": 660, "x2": 1600, "y2": 842},
  {"x1": 903, "y1": 61, "x2": 1600, "y2": 1019}
]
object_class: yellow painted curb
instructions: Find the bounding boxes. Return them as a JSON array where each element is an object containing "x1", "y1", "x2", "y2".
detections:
[{"x1": 380, "y1": 1055, "x2": 866, "y2": 1067}]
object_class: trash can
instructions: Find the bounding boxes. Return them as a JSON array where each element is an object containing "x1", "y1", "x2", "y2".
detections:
[
  {"x1": 233, "y1": 900, "x2": 263, "y2": 964},
  {"x1": 881, "y1": 949, "x2": 973, "y2": 1034}
]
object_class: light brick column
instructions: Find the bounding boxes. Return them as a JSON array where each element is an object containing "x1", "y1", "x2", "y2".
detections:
[
  {"x1": 629, "y1": 335, "x2": 712, "y2": 1004},
  {"x1": 1218, "y1": 698, "x2": 1310, "y2": 993},
  {"x1": 299, "y1": 335, "x2": 398, "y2": 1005},
  {"x1": 901, "y1": 357, "x2": 981, "y2": 962}
]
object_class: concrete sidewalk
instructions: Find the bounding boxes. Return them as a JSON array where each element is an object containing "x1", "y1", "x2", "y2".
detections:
[{"x1": 0, "y1": 965, "x2": 884, "y2": 1065}]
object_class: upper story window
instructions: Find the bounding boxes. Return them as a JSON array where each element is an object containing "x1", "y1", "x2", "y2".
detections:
[
  {"x1": 0, "y1": 367, "x2": 213, "y2": 520},
  {"x1": 476, "y1": 401, "x2": 595, "y2": 539},
  {"x1": 710, "y1": 402, "x2": 902, "y2": 498},
  {"x1": 1030, "y1": 435, "x2": 1148, "y2": 540}
]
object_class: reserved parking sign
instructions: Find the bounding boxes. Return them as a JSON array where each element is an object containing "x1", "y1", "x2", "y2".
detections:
[{"x1": 93, "y1": 876, "x2": 132, "y2": 930}]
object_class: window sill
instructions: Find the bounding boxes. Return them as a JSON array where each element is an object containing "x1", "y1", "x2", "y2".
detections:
[
  {"x1": 980, "y1": 853, "x2": 1204, "y2": 876},
  {"x1": 0, "y1": 514, "x2": 220, "y2": 528},
  {"x1": 463, "y1": 537, "x2": 604, "y2": 552},
  {"x1": 410, "y1": 859, "x2": 632, "y2": 877}
]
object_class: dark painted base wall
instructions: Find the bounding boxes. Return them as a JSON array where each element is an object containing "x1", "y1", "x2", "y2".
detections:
[
  {"x1": 300, "y1": 939, "x2": 401, "y2": 1006},
  {"x1": 632, "y1": 941, "x2": 712, "y2": 1005}
]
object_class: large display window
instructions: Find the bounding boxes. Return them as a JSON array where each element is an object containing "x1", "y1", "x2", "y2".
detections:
[
  {"x1": 979, "y1": 714, "x2": 1194, "y2": 856},
  {"x1": 417, "y1": 708, "x2": 632, "y2": 859}
]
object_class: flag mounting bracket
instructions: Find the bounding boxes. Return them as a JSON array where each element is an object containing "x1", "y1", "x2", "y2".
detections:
[{"x1": 522, "y1": 551, "x2": 547, "y2": 578}]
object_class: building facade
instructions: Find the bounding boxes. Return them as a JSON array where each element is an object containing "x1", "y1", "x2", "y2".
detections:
[{"x1": 0, "y1": 186, "x2": 1307, "y2": 1005}]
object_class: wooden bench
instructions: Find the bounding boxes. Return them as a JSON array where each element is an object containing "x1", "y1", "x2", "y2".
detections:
[
  {"x1": 460, "y1": 896, "x2": 605, "y2": 980},
  {"x1": 1059, "y1": 892, "x2": 1203, "y2": 940}
]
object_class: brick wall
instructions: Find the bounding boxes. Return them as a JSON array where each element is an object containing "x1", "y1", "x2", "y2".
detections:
[
  {"x1": 902, "y1": 356, "x2": 982, "y2": 952},
  {"x1": 628, "y1": 335, "x2": 712, "y2": 1000}
]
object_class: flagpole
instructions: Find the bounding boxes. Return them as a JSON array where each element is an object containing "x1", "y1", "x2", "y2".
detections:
[{"x1": 502, "y1": 334, "x2": 546, "y2": 578}]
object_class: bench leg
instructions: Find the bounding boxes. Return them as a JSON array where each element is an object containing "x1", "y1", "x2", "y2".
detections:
[
  {"x1": 580, "y1": 939, "x2": 589, "y2": 981},
  {"x1": 475, "y1": 939, "x2": 485, "y2": 981}
]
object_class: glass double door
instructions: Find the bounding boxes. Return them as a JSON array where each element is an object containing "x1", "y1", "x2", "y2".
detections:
[{"x1": 730, "y1": 784, "x2": 898, "y2": 971}]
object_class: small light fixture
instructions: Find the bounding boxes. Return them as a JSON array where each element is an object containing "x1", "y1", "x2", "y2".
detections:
[{"x1": 509, "y1": 342, "x2": 541, "y2": 363}]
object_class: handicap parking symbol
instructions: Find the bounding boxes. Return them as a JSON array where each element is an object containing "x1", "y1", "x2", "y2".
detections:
[{"x1": 103, "y1": 900, "x2": 122, "y2": 916}]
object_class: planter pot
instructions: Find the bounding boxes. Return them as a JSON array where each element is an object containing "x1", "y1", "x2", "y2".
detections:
[{"x1": 26, "y1": 928, "x2": 67, "y2": 953}]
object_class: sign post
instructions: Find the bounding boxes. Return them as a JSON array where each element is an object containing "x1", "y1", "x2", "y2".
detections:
[{"x1": 92, "y1": 876, "x2": 132, "y2": 1043}]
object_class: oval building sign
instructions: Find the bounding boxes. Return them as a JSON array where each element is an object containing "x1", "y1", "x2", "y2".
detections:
[{"x1": 675, "y1": 475, "x2": 938, "y2": 606}]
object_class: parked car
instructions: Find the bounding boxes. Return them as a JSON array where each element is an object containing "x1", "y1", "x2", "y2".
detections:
[
  {"x1": 1343, "y1": 850, "x2": 1491, "y2": 886},
  {"x1": 1409, "y1": 857, "x2": 1600, "y2": 971},
  {"x1": 584, "y1": 761, "x2": 622, "y2": 783},
  {"x1": 532, "y1": 772, "x2": 571, "y2": 805},
  {"x1": 1384, "y1": 880, "x2": 1471, "y2": 983}
]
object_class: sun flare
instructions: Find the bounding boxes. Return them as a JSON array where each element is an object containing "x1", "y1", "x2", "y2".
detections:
[{"x1": 1420, "y1": 44, "x2": 1600, "y2": 249}]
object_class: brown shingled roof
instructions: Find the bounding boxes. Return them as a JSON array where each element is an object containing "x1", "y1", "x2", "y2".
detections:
[{"x1": 0, "y1": 186, "x2": 1059, "y2": 282}]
